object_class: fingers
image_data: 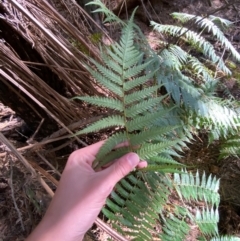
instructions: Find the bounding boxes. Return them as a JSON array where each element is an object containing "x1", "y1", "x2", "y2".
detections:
[
  {"x1": 102, "y1": 152, "x2": 140, "y2": 185},
  {"x1": 79, "y1": 140, "x2": 106, "y2": 156},
  {"x1": 136, "y1": 161, "x2": 148, "y2": 169}
]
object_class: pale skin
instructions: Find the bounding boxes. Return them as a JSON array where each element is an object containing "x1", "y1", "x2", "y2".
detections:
[{"x1": 26, "y1": 141, "x2": 147, "y2": 241}]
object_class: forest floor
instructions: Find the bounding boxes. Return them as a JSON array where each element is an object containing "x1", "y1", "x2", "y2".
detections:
[{"x1": 1, "y1": 0, "x2": 240, "y2": 240}]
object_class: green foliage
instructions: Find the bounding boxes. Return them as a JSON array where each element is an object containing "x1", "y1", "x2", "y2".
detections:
[
  {"x1": 150, "y1": 13, "x2": 240, "y2": 141},
  {"x1": 174, "y1": 170, "x2": 220, "y2": 205},
  {"x1": 195, "y1": 207, "x2": 219, "y2": 236},
  {"x1": 219, "y1": 135, "x2": 240, "y2": 159},
  {"x1": 171, "y1": 13, "x2": 240, "y2": 63},
  {"x1": 75, "y1": 11, "x2": 184, "y2": 170},
  {"x1": 210, "y1": 237, "x2": 240, "y2": 241},
  {"x1": 74, "y1": 6, "x2": 240, "y2": 240}
]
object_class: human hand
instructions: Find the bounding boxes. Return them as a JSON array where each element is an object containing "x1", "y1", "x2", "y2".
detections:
[{"x1": 26, "y1": 141, "x2": 147, "y2": 241}]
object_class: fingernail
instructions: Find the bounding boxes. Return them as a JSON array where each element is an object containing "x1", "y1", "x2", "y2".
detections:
[{"x1": 127, "y1": 153, "x2": 139, "y2": 168}]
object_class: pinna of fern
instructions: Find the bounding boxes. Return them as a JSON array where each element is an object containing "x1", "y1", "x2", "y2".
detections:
[{"x1": 73, "y1": 10, "x2": 185, "y2": 170}]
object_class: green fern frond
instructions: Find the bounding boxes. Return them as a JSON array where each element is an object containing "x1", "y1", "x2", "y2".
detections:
[
  {"x1": 160, "y1": 206, "x2": 191, "y2": 241},
  {"x1": 72, "y1": 9, "x2": 240, "y2": 240},
  {"x1": 130, "y1": 126, "x2": 178, "y2": 146},
  {"x1": 210, "y1": 237, "x2": 240, "y2": 241},
  {"x1": 219, "y1": 136, "x2": 240, "y2": 158},
  {"x1": 171, "y1": 13, "x2": 240, "y2": 62},
  {"x1": 73, "y1": 96, "x2": 123, "y2": 111},
  {"x1": 103, "y1": 171, "x2": 171, "y2": 240},
  {"x1": 95, "y1": 132, "x2": 127, "y2": 162},
  {"x1": 195, "y1": 207, "x2": 219, "y2": 236},
  {"x1": 157, "y1": 48, "x2": 238, "y2": 132},
  {"x1": 87, "y1": 0, "x2": 125, "y2": 25},
  {"x1": 151, "y1": 21, "x2": 231, "y2": 74},
  {"x1": 174, "y1": 170, "x2": 220, "y2": 205},
  {"x1": 136, "y1": 141, "x2": 178, "y2": 160},
  {"x1": 77, "y1": 15, "x2": 181, "y2": 168},
  {"x1": 86, "y1": 65, "x2": 123, "y2": 97},
  {"x1": 125, "y1": 96, "x2": 166, "y2": 118},
  {"x1": 124, "y1": 85, "x2": 158, "y2": 104},
  {"x1": 150, "y1": 155, "x2": 185, "y2": 165},
  {"x1": 75, "y1": 115, "x2": 125, "y2": 135}
]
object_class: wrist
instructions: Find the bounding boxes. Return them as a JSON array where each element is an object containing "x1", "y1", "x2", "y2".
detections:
[{"x1": 26, "y1": 215, "x2": 85, "y2": 241}]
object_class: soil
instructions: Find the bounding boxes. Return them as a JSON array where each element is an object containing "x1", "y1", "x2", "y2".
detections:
[{"x1": 1, "y1": 0, "x2": 240, "y2": 240}]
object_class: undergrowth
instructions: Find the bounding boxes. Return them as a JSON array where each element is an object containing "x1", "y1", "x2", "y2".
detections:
[{"x1": 74, "y1": 2, "x2": 240, "y2": 240}]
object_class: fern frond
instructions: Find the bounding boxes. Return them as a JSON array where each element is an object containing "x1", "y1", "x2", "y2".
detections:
[
  {"x1": 95, "y1": 132, "x2": 127, "y2": 162},
  {"x1": 76, "y1": 15, "x2": 184, "y2": 170},
  {"x1": 125, "y1": 96, "x2": 166, "y2": 118},
  {"x1": 86, "y1": 66, "x2": 123, "y2": 97},
  {"x1": 172, "y1": 13, "x2": 240, "y2": 62},
  {"x1": 127, "y1": 107, "x2": 174, "y2": 132},
  {"x1": 137, "y1": 141, "x2": 178, "y2": 160},
  {"x1": 219, "y1": 135, "x2": 240, "y2": 159},
  {"x1": 151, "y1": 21, "x2": 231, "y2": 74},
  {"x1": 160, "y1": 206, "x2": 191, "y2": 241},
  {"x1": 87, "y1": 0, "x2": 125, "y2": 25},
  {"x1": 130, "y1": 126, "x2": 178, "y2": 146},
  {"x1": 195, "y1": 207, "x2": 219, "y2": 236},
  {"x1": 210, "y1": 237, "x2": 240, "y2": 241},
  {"x1": 73, "y1": 96, "x2": 123, "y2": 111},
  {"x1": 174, "y1": 170, "x2": 220, "y2": 205},
  {"x1": 103, "y1": 171, "x2": 171, "y2": 240},
  {"x1": 75, "y1": 115, "x2": 125, "y2": 135},
  {"x1": 125, "y1": 85, "x2": 158, "y2": 105}
]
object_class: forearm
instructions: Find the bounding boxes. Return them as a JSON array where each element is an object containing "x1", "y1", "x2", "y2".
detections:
[{"x1": 26, "y1": 215, "x2": 85, "y2": 241}]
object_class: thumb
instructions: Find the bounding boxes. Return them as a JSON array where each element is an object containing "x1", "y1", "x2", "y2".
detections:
[{"x1": 103, "y1": 152, "x2": 140, "y2": 185}]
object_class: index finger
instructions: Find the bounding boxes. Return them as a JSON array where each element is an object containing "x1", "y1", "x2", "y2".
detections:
[{"x1": 75, "y1": 140, "x2": 106, "y2": 157}]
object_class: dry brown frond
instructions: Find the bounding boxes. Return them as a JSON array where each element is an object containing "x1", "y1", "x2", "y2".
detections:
[
  {"x1": 0, "y1": 0, "x2": 105, "y2": 95},
  {"x1": 0, "y1": 42, "x2": 76, "y2": 122},
  {"x1": 0, "y1": 0, "x2": 111, "y2": 137}
]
